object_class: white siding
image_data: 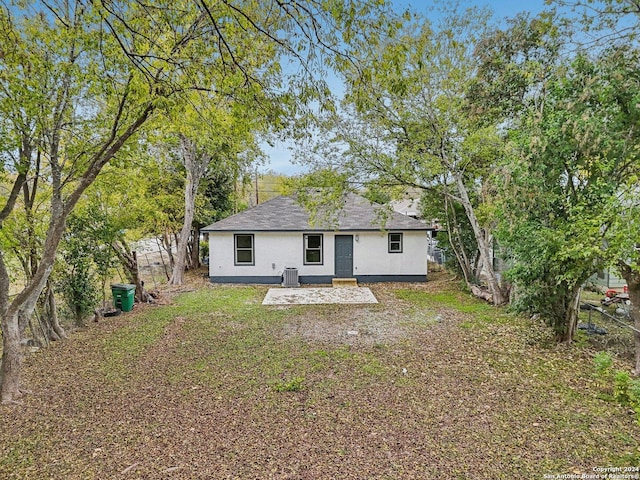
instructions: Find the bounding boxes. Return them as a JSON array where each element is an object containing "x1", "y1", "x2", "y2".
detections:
[
  {"x1": 209, "y1": 232, "x2": 334, "y2": 277},
  {"x1": 352, "y1": 231, "x2": 427, "y2": 276},
  {"x1": 208, "y1": 230, "x2": 427, "y2": 278}
]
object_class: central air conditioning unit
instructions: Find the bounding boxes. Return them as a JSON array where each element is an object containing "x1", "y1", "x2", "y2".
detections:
[{"x1": 282, "y1": 267, "x2": 299, "y2": 287}]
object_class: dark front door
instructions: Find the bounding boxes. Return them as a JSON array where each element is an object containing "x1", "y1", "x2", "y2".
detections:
[{"x1": 334, "y1": 235, "x2": 353, "y2": 277}]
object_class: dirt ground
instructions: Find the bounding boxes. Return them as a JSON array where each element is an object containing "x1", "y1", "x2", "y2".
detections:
[{"x1": 1, "y1": 272, "x2": 639, "y2": 479}]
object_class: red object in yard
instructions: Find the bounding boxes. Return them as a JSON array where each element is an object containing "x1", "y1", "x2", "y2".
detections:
[
  {"x1": 605, "y1": 289, "x2": 618, "y2": 298},
  {"x1": 624, "y1": 285, "x2": 628, "y2": 294}
]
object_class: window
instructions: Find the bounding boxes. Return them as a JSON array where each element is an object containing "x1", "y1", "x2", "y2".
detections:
[
  {"x1": 235, "y1": 234, "x2": 254, "y2": 265},
  {"x1": 304, "y1": 234, "x2": 323, "y2": 265},
  {"x1": 388, "y1": 233, "x2": 403, "y2": 253}
]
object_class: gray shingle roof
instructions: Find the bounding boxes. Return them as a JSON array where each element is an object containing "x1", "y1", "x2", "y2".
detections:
[{"x1": 201, "y1": 193, "x2": 431, "y2": 232}]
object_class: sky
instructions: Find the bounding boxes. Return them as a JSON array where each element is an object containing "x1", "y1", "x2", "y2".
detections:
[{"x1": 262, "y1": 0, "x2": 550, "y2": 176}]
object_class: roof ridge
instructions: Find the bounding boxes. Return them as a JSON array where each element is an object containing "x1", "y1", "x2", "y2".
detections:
[{"x1": 201, "y1": 192, "x2": 431, "y2": 232}]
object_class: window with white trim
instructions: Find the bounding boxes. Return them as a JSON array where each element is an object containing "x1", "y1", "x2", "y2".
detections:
[
  {"x1": 235, "y1": 234, "x2": 254, "y2": 265},
  {"x1": 304, "y1": 234, "x2": 323, "y2": 265},
  {"x1": 388, "y1": 232, "x2": 403, "y2": 253}
]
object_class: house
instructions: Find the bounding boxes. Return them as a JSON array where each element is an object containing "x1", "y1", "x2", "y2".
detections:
[
  {"x1": 389, "y1": 194, "x2": 448, "y2": 266},
  {"x1": 590, "y1": 269, "x2": 627, "y2": 291},
  {"x1": 390, "y1": 197, "x2": 422, "y2": 220},
  {"x1": 201, "y1": 193, "x2": 433, "y2": 284}
]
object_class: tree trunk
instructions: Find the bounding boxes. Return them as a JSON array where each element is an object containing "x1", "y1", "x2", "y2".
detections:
[
  {"x1": 169, "y1": 174, "x2": 197, "y2": 284},
  {"x1": 631, "y1": 284, "x2": 640, "y2": 376},
  {"x1": 0, "y1": 257, "x2": 51, "y2": 403},
  {"x1": 618, "y1": 260, "x2": 640, "y2": 375},
  {"x1": 561, "y1": 285, "x2": 582, "y2": 343},
  {"x1": 1, "y1": 242, "x2": 57, "y2": 403},
  {"x1": 156, "y1": 237, "x2": 171, "y2": 281},
  {"x1": 162, "y1": 231, "x2": 175, "y2": 271},
  {"x1": 112, "y1": 241, "x2": 149, "y2": 303},
  {"x1": 453, "y1": 172, "x2": 506, "y2": 305},
  {"x1": 131, "y1": 251, "x2": 145, "y2": 302},
  {"x1": 471, "y1": 284, "x2": 493, "y2": 302},
  {"x1": 0, "y1": 310, "x2": 23, "y2": 403},
  {"x1": 169, "y1": 135, "x2": 208, "y2": 286},
  {"x1": 443, "y1": 194, "x2": 472, "y2": 285},
  {"x1": 46, "y1": 286, "x2": 66, "y2": 341},
  {"x1": 28, "y1": 313, "x2": 47, "y2": 348},
  {"x1": 190, "y1": 226, "x2": 201, "y2": 270}
]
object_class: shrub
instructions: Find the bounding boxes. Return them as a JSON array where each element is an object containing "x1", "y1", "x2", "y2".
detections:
[
  {"x1": 599, "y1": 365, "x2": 640, "y2": 425},
  {"x1": 59, "y1": 255, "x2": 100, "y2": 327},
  {"x1": 614, "y1": 370, "x2": 631, "y2": 404},
  {"x1": 628, "y1": 380, "x2": 640, "y2": 424},
  {"x1": 593, "y1": 351, "x2": 613, "y2": 378}
]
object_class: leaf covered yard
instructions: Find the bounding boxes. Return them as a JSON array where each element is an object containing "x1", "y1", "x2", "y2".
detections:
[{"x1": 1, "y1": 275, "x2": 638, "y2": 479}]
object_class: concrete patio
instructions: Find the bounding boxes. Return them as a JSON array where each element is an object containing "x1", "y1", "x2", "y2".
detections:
[{"x1": 262, "y1": 287, "x2": 378, "y2": 305}]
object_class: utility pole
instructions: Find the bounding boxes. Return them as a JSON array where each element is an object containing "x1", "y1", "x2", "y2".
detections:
[{"x1": 255, "y1": 166, "x2": 259, "y2": 205}]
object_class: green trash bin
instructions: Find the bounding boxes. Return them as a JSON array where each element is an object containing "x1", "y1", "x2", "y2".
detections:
[{"x1": 111, "y1": 283, "x2": 136, "y2": 312}]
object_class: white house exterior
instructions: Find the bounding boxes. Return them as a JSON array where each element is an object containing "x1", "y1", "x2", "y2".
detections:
[
  {"x1": 390, "y1": 197, "x2": 422, "y2": 220},
  {"x1": 590, "y1": 269, "x2": 628, "y2": 291},
  {"x1": 202, "y1": 194, "x2": 432, "y2": 284}
]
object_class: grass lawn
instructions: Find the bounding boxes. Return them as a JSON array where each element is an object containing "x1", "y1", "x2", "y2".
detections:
[{"x1": 1, "y1": 273, "x2": 639, "y2": 479}]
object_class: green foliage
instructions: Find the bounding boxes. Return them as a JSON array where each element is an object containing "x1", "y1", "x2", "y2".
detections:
[
  {"x1": 58, "y1": 261, "x2": 99, "y2": 325},
  {"x1": 272, "y1": 376, "x2": 305, "y2": 393},
  {"x1": 59, "y1": 215, "x2": 103, "y2": 325},
  {"x1": 629, "y1": 381, "x2": 640, "y2": 424},
  {"x1": 287, "y1": 169, "x2": 353, "y2": 228},
  {"x1": 611, "y1": 371, "x2": 640, "y2": 425},
  {"x1": 468, "y1": 6, "x2": 640, "y2": 340},
  {"x1": 593, "y1": 351, "x2": 614, "y2": 378},
  {"x1": 61, "y1": 193, "x2": 127, "y2": 302},
  {"x1": 613, "y1": 370, "x2": 631, "y2": 404},
  {"x1": 0, "y1": 0, "x2": 401, "y2": 405},
  {"x1": 468, "y1": 12, "x2": 564, "y2": 124},
  {"x1": 200, "y1": 241, "x2": 209, "y2": 261},
  {"x1": 592, "y1": 352, "x2": 640, "y2": 424},
  {"x1": 567, "y1": 0, "x2": 640, "y2": 47},
  {"x1": 301, "y1": 6, "x2": 507, "y2": 292},
  {"x1": 496, "y1": 44, "x2": 640, "y2": 339},
  {"x1": 442, "y1": 200, "x2": 479, "y2": 280},
  {"x1": 195, "y1": 165, "x2": 237, "y2": 228},
  {"x1": 361, "y1": 187, "x2": 392, "y2": 205}
]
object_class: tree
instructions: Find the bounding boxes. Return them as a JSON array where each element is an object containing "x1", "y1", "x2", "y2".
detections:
[
  {"x1": 558, "y1": 0, "x2": 640, "y2": 46},
  {"x1": 304, "y1": 7, "x2": 508, "y2": 303},
  {"x1": 64, "y1": 180, "x2": 147, "y2": 305},
  {"x1": 0, "y1": 1, "x2": 158, "y2": 403},
  {"x1": 467, "y1": 5, "x2": 640, "y2": 347},
  {"x1": 0, "y1": 0, "x2": 396, "y2": 403},
  {"x1": 166, "y1": 94, "x2": 259, "y2": 285},
  {"x1": 497, "y1": 46, "x2": 640, "y2": 341},
  {"x1": 561, "y1": 0, "x2": 640, "y2": 372}
]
